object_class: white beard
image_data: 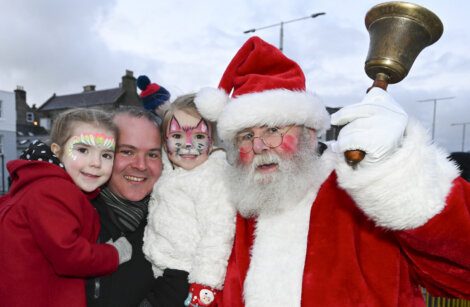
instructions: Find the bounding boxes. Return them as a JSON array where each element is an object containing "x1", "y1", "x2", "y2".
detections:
[{"x1": 228, "y1": 136, "x2": 320, "y2": 217}]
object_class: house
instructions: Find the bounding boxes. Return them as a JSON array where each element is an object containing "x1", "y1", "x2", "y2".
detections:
[
  {"x1": 0, "y1": 89, "x2": 17, "y2": 193},
  {"x1": 37, "y1": 70, "x2": 140, "y2": 130},
  {"x1": 15, "y1": 86, "x2": 49, "y2": 157}
]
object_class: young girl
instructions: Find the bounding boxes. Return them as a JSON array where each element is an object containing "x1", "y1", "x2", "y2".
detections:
[
  {"x1": 143, "y1": 93, "x2": 236, "y2": 307},
  {"x1": 0, "y1": 108, "x2": 132, "y2": 307}
]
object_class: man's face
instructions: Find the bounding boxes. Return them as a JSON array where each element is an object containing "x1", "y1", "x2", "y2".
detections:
[
  {"x1": 235, "y1": 125, "x2": 304, "y2": 174},
  {"x1": 230, "y1": 124, "x2": 319, "y2": 216},
  {"x1": 107, "y1": 114, "x2": 163, "y2": 201}
]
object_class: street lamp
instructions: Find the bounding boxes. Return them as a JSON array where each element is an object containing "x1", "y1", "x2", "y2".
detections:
[
  {"x1": 451, "y1": 122, "x2": 470, "y2": 152},
  {"x1": 243, "y1": 12, "x2": 326, "y2": 52},
  {"x1": 418, "y1": 96, "x2": 455, "y2": 140}
]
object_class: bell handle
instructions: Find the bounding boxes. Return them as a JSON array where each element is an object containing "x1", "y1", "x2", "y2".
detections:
[{"x1": 344, "y1": 73, "x2": 389, "y2": 167}]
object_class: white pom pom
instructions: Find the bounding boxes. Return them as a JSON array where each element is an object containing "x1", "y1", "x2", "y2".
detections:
[{"x1": 194, "y1": 87, "x2": 229, "y2": 122}]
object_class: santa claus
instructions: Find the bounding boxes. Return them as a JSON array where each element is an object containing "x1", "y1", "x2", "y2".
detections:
[{"x1": 194, "y1": 36, "x2": 470, "y2": 306}]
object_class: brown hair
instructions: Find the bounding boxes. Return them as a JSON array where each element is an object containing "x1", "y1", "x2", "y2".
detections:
[
  {"x1": 161, "y1": 93, "x2": 216, "y2": 142},
  {"x1": 112, "y1": 105, "x2": 161, "y2": 129},
  {"x1": 50, "y1": 108, "x2": 117, "y2": 155}
]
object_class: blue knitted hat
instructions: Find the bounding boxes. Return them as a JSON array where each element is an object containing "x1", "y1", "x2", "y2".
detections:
[{"x1": 136, "y1": 75, "x2": 151, "y2": 91}]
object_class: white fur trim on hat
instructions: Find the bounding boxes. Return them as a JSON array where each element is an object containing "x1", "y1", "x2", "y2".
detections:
[
  {"x1": 194, "y1": 87, "x2": 229, "y2": 122},
  {"x1": 216, "y1": 89, "x2": 331, "y2": 142}
]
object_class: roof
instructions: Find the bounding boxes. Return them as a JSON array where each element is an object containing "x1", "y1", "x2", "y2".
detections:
[
  {"x1": 16, "y1": 123, "x2": 48, "y2": 136},
  {"x1": 39, "y1": 88, "x2": 124, "y2": 111}
]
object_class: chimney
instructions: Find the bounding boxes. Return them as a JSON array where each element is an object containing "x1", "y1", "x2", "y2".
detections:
[
  {"x1": 83, "y1": 85, "x2": 96, "y2": 92},
  {"x1": 14, "y1": 86, "x2": 27, "y2": 109},
  {"x1": 14, "y1": 85, "x2": 31, "y2": 126},
  {"x1": 121, "y1": 69, "x2": 137, "y2": 93}
]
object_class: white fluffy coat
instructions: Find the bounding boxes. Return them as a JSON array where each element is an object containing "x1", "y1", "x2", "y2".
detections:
[{"x1": 143, "y1": 150, "x2": 236, "y2": 289}]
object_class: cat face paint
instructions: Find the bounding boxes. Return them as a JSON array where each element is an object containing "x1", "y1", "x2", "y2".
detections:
[{"x1": 166, "y1": 110, "x2": 211, "y2": 170}]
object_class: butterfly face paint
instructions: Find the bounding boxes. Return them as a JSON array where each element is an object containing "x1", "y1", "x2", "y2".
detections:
[
  {"x1": 67, "y1": 133, "x2": 116, "y2": 160},
  {"x1": 166, "y1": 110, "x2": 212, "y2": 170},
  {"x1": 58, "y1": 123, "x2": 116, "y2": 192}
]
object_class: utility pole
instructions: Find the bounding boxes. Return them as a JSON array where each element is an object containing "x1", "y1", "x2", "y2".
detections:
[
  {"x1": 451, "y1": 122, "x2": 470, "y2": 152},
  {"x1": 243, "y1": 12, "x2": 326, "y2": 52},
  {"x1": 417, "y1": 96, "x2": 455, "y2": 140}
]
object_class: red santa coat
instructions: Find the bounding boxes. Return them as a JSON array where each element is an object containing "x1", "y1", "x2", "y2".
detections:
[
  {"x1": 0, "y1": 160, "x2": 119, "y2": 307},
  {"x1": 218, "y1": 123, "x2": 470, "y2": 307}
]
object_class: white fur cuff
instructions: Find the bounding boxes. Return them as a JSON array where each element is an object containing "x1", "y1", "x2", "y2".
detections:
[{"x1": 335, "y1": 119, "x2": 460, "y2": 230}]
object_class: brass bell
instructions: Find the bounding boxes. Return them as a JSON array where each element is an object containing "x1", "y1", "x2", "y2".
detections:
[
  {"x1": 365, "y1": 1, "x2": 443, "y2": 86},
  {"x1": 344, "y1": 2, "x2": 443, "y2": 167}
]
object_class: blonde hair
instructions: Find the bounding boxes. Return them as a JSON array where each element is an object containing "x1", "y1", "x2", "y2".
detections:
[
  {"x1": 161, "y1": 93, "x2": 216, "y2": 142},
  {"x1": 50, "y1": 108, "x2": 117, "y2": 154}
]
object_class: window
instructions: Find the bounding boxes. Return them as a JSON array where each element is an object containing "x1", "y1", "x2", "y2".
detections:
[
  {"x1": 26, "y1": 112, "x2": 34, "y2": 122},
  {"x1": 0, "y1": 100, "x2": 3, "y2": 118}
]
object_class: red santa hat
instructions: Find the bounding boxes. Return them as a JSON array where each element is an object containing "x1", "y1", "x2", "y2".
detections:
[{"x1": 195, "y1": 36, "x2": 330, "y2": 142}]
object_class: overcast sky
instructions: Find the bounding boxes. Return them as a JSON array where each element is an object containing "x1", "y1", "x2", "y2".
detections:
[{"x1": 1, "y1": 0, "x2": 470, "y2": 152}]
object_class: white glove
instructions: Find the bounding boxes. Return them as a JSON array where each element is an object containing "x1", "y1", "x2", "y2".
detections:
[
  {"x1": 331, "y1": 87, "x2": 408, "y2": 166},
  {"x1": 108, "y1": 236, "x2": 132, "y2": 265}
]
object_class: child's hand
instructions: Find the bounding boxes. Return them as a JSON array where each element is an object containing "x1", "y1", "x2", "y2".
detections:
[
  {"x1": 107, "y1": 237, "x2": 132, "y2": 265},
  {"x1": 184, "y1": 283, "x2": 218, "y2": 307}
]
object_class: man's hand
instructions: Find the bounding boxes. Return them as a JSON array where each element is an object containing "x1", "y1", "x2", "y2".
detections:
[{"x1": 331, "y1": 87, "x2": 408, "y2": 166}]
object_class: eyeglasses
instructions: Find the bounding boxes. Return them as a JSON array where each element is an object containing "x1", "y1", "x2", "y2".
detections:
[{"x1": 236, "y1": 125, "x2": 294, "y2": 153}]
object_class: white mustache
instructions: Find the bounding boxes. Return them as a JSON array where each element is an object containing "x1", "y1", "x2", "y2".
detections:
[{"x1": 252, "y1": 153, "x2": 281, "y2": 169}]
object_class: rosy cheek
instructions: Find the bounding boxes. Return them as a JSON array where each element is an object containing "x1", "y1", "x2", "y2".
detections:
[
  {"x1": 239, "y1": 150, "x2": 253, "y2": 165},
  {"x1": 167, "y1": 152, "x2": 178, "y2": 164},
  {"x1": 279, "y1": 134, "x2": 299, "y2": 154},
  {"x1": 166, "y1": 139, "x2": 179, "y2": 154}
]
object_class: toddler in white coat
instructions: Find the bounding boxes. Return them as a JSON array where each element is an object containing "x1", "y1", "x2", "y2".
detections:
[{"x1": 143, "y1": 93, "x2": 235, "y2": 307}]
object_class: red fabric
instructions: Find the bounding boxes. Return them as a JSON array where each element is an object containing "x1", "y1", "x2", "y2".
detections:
[
  {"x1": 140, "y1": 82, "x2": 161, "y2": 97},
  {"x1": 0, "y1": 160, "x2": 119, "y2": 307},
  {"x1": 188, "y1": 283, "x2": 218, "y2": 306},
  {"x1": 215, "y1": 216, "x2": 255, "y2": 307},
  {"x1": 397, "y1": 178, "x2": 470, "y2": 298},
  {"x1": 218, "y1": 36, "x2": 306, "y2": 98},
  {"x1": 218, "y1": 172, "x2": 470, "y2": 306}
]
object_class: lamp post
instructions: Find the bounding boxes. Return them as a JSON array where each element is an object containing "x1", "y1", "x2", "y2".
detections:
[
  {"x1": 243, "y1": 12, "x2": 326, "y2": 52},
  {"x1": 451, "y1": 122, "x2": 470, "y2": 152},
  {"x1": 417, "y1": 96, "x2": 455, "y2": 140}
]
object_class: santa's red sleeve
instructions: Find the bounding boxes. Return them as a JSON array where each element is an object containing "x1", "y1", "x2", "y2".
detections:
[
  {"x1": 335, "y1": 119, "x2": 470, "y2": 298},
  {"x1": 397, "y1": 178, "x2": 470, "y2": 298}
]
